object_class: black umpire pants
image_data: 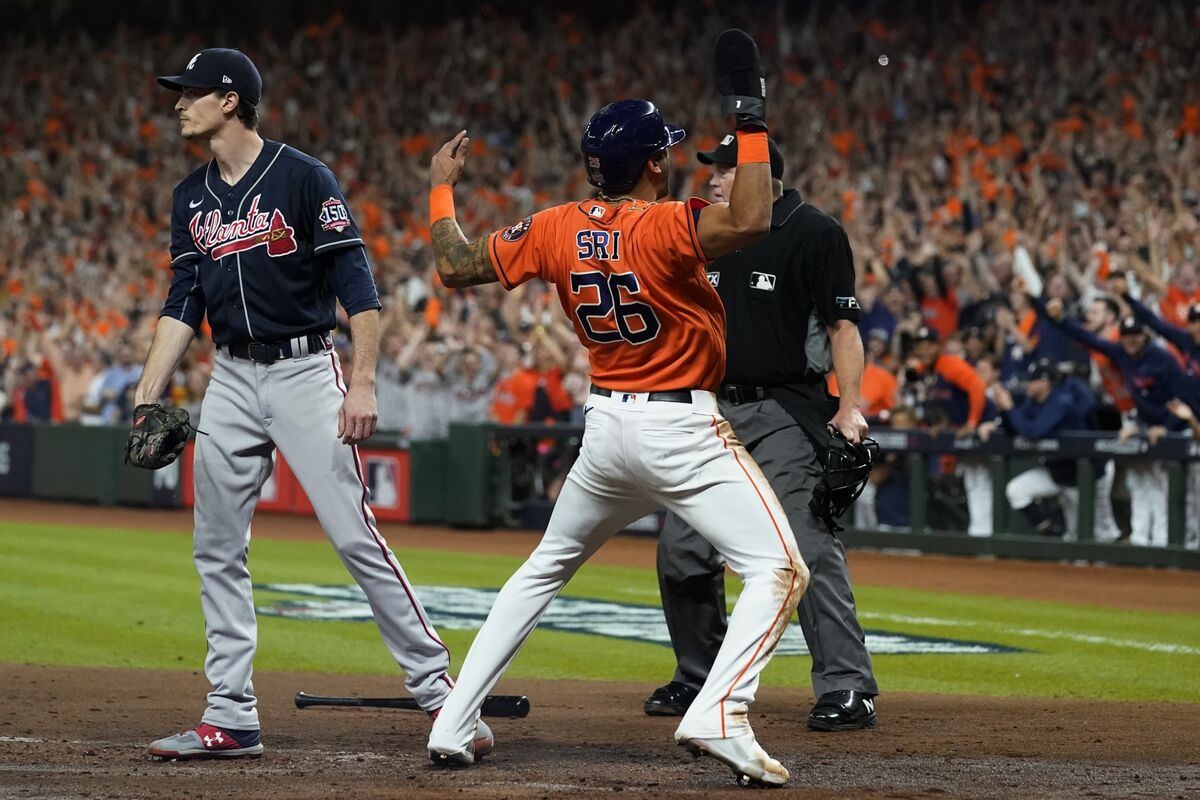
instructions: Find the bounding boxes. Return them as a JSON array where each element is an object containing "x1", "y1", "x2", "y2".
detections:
[{"x1": 656, "y1": 395, "x2": 878, "y2": 699}]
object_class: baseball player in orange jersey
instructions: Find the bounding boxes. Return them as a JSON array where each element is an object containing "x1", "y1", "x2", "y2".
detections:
[{"x1": 424, "y1": 31, "x2": 809, "y2": 787}]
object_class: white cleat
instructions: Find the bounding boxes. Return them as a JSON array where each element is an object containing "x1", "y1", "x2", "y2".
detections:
[
  {"x1": 679, "y1": 734, "x2": 790, "y2": 787},
  {"x1": 429, "y1": 718, "x2": 494, "y2": 769}
]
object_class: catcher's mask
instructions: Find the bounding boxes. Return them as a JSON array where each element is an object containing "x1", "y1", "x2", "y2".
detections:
[{"x1": 810, "y1": 426, "x2": 879, "y2": 533}]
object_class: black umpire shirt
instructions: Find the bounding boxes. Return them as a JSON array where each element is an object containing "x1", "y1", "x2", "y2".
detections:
[{"x1": 706, "y1": 189, "x2": 860, "y2": 387}]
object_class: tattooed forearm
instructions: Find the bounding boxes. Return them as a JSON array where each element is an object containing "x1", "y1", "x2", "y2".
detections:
[{"x1": 430, "y1": 218, "x2": 498, "y2": 288}]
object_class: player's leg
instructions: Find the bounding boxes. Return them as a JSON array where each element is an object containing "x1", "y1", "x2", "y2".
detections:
[
  {"x1": 1187, "y1": 463, "x2": 1200, "y2": 551},
  {"x1": 960, "y1": 460, "x2": 994, "y2": 537},
  {"x1": 633, "y1": 401, "x2": 805, "y2": 745},
  {"x1": 1147, "y1": 461, "x2": 1170, "y2": 547},
  {"x1": 1093, "y1": 460, "x2": 1122, "y2": 542},
  {"x1": 430, "y1": 407, "x2": 656, "y2": 757},
  {"x1": 650, "y1": 511, "x2": 726, "y2": 709},
  {"x1": 192, "y1": 356, "x2": 274, "y2": 733},
  {"x1": 1006, "y1": 467, "x2": 1067, "y2": 535},
  {"x1": 726, "y1": 399, "x2": 878, "y2": 722},
  {"x1": 1126, "y1": 465, "x2": 1151, "y2": 546},
  {"x1": 1060, "y1": 485, "x2": 1081, "y2": 542},
  {"x1": 269, "y1": 351, "x2": 452, "y2": 709}
]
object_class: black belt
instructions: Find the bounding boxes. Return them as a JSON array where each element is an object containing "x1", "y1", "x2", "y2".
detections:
[
  {"x1": 224, "y1": 334, "x2": 331, "y2": 364},
  {"x1": 590, "y1": 384, "x2": 693, "y2": 403},
  {"x1": 718, "y1": 384, "x2": 769, "y2": 405}
]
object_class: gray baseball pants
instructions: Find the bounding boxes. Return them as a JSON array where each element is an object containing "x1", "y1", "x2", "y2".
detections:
[{"x1": 656, "y1": 396, "x2": 878, "y2": 699}]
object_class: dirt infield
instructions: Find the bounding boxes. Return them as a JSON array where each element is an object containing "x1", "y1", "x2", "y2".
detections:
[
  {"x1": 3, "y1": 498, "x2": 1200, "y2": 798},
  {"x1": 2, "y1": 664, "x2": 1198, "y2": 800}
]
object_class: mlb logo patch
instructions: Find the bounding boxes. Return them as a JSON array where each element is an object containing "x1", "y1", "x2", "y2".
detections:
[
  {"x1": 749, "y1": 272, "x2": 776, "y2": 291},
  {"x1": 707, "y1": 272, "x2": 720, "y2": 288},
  {"x1": 590, "y1": 205, "x2": 605, "y2": 218}
]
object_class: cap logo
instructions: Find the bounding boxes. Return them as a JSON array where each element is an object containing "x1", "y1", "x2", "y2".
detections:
[
  {"x1": 720, "y1": 134, "x2": 735, "y2": 146},
  {"x1": 222, "y1": 75, "x2": 232, "y2": 84},
  {"x1": 187, "y1": 53, "x2": 201, "y2": 70}
]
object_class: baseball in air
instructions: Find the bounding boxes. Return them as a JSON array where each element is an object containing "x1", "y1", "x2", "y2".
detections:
[{"x1": 878, "y1": 54, "x2": 889, "y2": 66}]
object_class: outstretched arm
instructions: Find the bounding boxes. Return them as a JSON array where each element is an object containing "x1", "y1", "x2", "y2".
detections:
[
  {"x1": 1123, "y1": 292, "x2": 1193, "y2": 352},
  {"x1": 428, "y1": 132, "x2": 500, "y2": 289},
  {"x1": 1030, "y1": 294, "x2": 1122, "y2": 361}
]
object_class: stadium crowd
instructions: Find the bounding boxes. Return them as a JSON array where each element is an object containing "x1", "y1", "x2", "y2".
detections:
[{"x1": 2, "y1": 0, "x2": 1198, "y2": 543}]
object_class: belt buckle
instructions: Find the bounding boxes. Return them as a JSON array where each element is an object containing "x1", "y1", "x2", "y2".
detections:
[{"x1": 247, "y1": 342, "x2": 277, "y2": 364}]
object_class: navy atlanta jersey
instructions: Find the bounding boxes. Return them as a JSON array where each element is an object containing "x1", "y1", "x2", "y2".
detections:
[{"x1": 160, "y1": 139, "x2": 381, "y2": 345}]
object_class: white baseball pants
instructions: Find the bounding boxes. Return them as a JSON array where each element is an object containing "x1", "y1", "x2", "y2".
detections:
[{"x1": 429, "y1": 389, "x2": 807, "y2": 753}]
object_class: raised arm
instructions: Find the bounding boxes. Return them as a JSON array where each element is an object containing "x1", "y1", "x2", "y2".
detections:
[
  {"x1": 695, "y1": 29, "x2": 773, "y2": 260},
  {"x1": 1030, "y1": 294, "x2": 1122, "y2": 360},
  {"x1": 428, "y1": 131, "x2": 500, "y2": 289},
  {"x1": 1123, "y1": 292, "x2": 1193, "y2": 352},
  {"x1": 694, "y1": 132, "x2": 772, "y2": 259}
]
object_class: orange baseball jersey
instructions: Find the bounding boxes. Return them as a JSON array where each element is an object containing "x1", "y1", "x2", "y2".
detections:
[{"x1": 487, "y1": 197, "x2": 725, "y2": 391}]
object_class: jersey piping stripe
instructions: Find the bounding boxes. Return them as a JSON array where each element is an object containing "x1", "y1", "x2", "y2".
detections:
[
  {"x1": 172, "y1": 251, "x2": 200, "y2": 264},
  {"x1": 178, "y1": 267, "x2": 200, "y2": 326},
  {"x1": 488, "y1": 234, "x2": 514, "y2": 290},
  {"x1": 327, "y1": 352, "x2": 454, "y2": 669},
  {"x1": 230, "y1": 144, "x2": 286, "y2": 338},
  {"x1": 314, "y1": 238, "x2": 365, "y2": 253},
  {"x1": 685, "y1": 203, "x2": 707, "y2": 263},
  {"x1": 203, "y1": 161, "x2": 224, "y2": 207},
  {"x1": 707, "y1": 414, "x2": 799, "y2": 739}
]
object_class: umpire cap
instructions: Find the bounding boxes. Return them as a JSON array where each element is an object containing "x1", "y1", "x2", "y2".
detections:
[
  {"x1": 697, "y1": 132, "x2": 785, "y2": 180},
  {"x1": 581, "y1": 100, "x2": 686, "y2": 195},
  {"x1": 158, "y1": 48, "x2": 262, "y2": 106}
]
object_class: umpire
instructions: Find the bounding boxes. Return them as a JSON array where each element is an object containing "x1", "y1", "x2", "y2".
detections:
[{"x1": 646, "y1": 134, "x2": 879, "y2": 730}]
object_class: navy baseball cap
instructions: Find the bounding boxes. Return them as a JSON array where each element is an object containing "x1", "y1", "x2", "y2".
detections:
[
  {"x1": 913, "y1": 326, "x2": 940, "y2": 343},
  {"x1": 697, "y1": 133, "x2": 785, "y2": 180},
  {"x1": 157, "y1": 48, "x2": 262, "y2": 106},
  {"x1": 1027, "y1": 358, "x2": 1057, "y2": 382},
  {"x1": 1118, "y1": 316, "x2": 1145, "y2": 336}
]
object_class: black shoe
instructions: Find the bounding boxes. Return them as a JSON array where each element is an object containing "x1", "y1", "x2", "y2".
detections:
[
  {"x1": 643, "y1": 681, "x2": 699, "y2": 717},
  {"x1": 807, "y1": 690, "x2": 877, "y2": 731}
]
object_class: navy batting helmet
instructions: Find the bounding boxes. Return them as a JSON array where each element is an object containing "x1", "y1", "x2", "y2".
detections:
[{"x1": 581, "y1": 100, "x2": 686, "y2": 195}]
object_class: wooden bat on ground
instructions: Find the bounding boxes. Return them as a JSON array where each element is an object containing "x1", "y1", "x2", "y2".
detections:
[{"x1": 294, "y1": 691, "x2": 531, "y2": 718}]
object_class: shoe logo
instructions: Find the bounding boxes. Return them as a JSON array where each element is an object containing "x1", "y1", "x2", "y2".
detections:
[
  {"x1": 863, "y1": 698, "x2": 875, "y2": 714},
  {"x1": 189, "y1": 198, "x2": 203, "y2": 208},
  {"x1": 203, "y1": 731, "x2": 225, "y2": 748}
]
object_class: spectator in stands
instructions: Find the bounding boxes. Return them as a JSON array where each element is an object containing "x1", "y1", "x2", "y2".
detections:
[
  {"x1": 1038, "y1": 299, "x2": 1194, "y2": 547},
  {"x1": 96, "y1": 342, "x2": 141, "y2": 425},
  {"x1": 901, "y1": 326, "x2": 992, "y2": 536},
  {"x1": 992, "y1": 359, "x2": 1097, "y2": 540}
]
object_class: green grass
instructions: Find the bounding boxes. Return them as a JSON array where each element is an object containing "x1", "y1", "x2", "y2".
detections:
[{"x1": 1, "y1": 522, "x2": 1197, "y2": 702}]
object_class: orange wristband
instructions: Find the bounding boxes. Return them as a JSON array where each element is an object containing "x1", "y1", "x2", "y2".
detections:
[
  {"x1": 429, "y1": 184, "x2": 455, "y2": 224},
  {"x1": 736, "y1": 130, "x2": 770, "y2": 164}
]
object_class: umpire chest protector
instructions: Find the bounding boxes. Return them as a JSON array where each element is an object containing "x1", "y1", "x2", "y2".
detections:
[{"x1": 708, "y1": 191, "x2": 857, "y2": 387}]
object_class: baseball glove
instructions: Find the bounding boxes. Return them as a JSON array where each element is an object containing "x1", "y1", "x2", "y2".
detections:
[
  {"x1": 123, "y1": 403, "x2": 193, "y2": 470},
  {"x1": 810, "y1": 426, "x2": 879, "y2": 533}
]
